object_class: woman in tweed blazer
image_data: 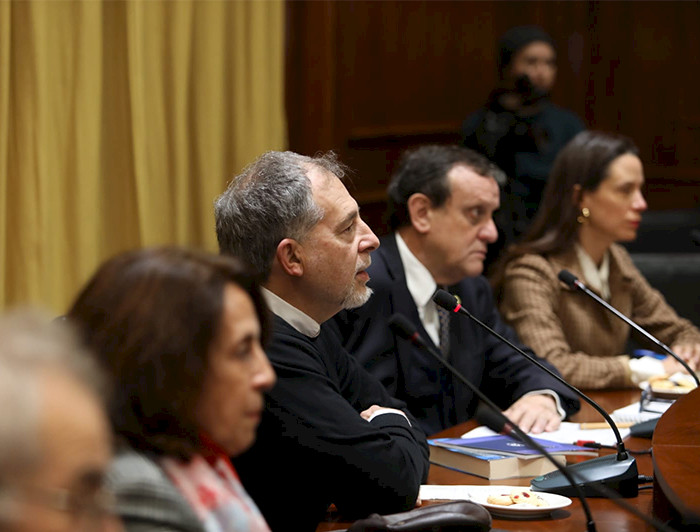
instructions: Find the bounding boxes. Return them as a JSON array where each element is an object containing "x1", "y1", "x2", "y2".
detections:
[
  {"x1": 493, "y1": 131, "x2": 700, "y2": 389},
  {"x1": 67, "y1": 248, "x2": 276, "y2": 531}
]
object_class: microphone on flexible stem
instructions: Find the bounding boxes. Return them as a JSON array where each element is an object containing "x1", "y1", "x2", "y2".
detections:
[
  {"x1": 387, "y1": 314, "x2": 597, "y2": 532},
  {"x1": 389, "y1": 313, "x2": 679, "y2": 532},
  {"x1": 432, "y1": 289, "x2": 639, "y2": 498},
  {"x1": 558, "y1": 269, "x2": 700, "y2": 387}
]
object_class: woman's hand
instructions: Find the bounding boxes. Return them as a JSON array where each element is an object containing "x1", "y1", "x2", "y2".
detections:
[{"x1": 666, "y1": 343, "x2": 700, "y2": 373}]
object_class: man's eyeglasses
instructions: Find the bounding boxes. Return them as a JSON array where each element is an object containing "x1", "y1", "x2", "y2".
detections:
[{"x1": 13, "y1": 483, "x2": 117, "y2": 527}]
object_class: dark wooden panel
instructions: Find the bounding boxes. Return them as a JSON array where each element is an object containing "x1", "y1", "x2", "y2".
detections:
[
  {"x1": 286, "y1": 0, "x2": 700, "y2": 218},
  {"x1": 285, "y1": 0, "x2": 338, "y2": 154},
  {"x1": 333, "y1": 1, "x2": 496, "y2": 132}
]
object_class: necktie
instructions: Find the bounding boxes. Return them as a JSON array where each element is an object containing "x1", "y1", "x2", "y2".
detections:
[{"x1": 437, "y1": 304, "x2": 451, "y2": 359}]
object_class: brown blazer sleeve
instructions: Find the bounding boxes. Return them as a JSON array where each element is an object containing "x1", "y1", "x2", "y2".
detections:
[{"x1": 500, "y1": 247, "x2": 700, "y2": 390}]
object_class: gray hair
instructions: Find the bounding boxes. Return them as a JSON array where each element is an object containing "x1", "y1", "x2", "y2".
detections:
[
  {"x1": 214, "y1": 151, "x2": 347, "y2": 279},
  {"x1": 0, "y1": 310, "x2": 104, "y2": 519}
]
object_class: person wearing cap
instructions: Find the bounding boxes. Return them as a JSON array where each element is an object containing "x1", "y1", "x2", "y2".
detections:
[{"x1": 462, "y1": 25, "x2": 584, "y2": 257}]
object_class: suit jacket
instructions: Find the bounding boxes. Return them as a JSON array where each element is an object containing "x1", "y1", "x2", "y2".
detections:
[
  {"x1": 333, "y1": 235, "x2": 580, "y2": 435},
  {"x1": 499, "y1": 244, "x2": 700, "y2": 389},
  {"x1": 107, "y1": 449, "x2": 204, "y2": 532}
]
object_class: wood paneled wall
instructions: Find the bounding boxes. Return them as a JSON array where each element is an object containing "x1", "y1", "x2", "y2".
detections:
[{"x1": 286, "y1": 1, "x2": 700, "y2": 234}]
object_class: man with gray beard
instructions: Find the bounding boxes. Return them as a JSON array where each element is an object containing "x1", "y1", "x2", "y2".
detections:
[{"x1": 214, "y1": 151, "x2": 429, "y2": 532}]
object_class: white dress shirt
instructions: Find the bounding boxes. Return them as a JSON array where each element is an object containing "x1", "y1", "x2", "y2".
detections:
[{"x1": 395, "y1": 232, "x2": 442, "y2": 347}]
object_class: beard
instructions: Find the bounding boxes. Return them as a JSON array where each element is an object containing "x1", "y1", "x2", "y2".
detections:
[
  {"x1": 341, "y1": 283, "x2": 373, "y2": 310},
  {"x1": 341, "y1": 257, "x2": 373, "y2": 310}
]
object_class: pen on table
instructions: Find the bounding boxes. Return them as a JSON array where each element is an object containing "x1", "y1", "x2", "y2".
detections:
[
  {"x1": 580, "y1": 421, "x2": 634, "y2": 430},
  {"x1": 575, "y1": 440, "x2": 653, "y2": 454},
  {"x1": 575, "y1": 440, "x2": 616, "y2": 450}
]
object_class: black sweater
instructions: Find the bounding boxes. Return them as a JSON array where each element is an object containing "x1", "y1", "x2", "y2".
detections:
[{"x1": 234, "y1": 316, "x2": 429, "y2": 532}]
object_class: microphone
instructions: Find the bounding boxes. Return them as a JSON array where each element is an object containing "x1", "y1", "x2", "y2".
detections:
[
  {"x1": 387, "y1": 314, "x2": 597, "y2": 532},
  {"x1": 390, "y1": 314, "x2": 680, "y2": 532},
  {"x1": 558, "y1": 269, "x2": 700, "y2": 387},
  {"x1": 432, "y1": 289, "x2": 639, "y2": 498}
]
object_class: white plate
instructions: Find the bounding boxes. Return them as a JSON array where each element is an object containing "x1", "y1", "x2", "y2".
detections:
[
  {"x1": 469, "y1": 485, "x2": 572, "y2": 519},
  {"x1": 419, "y1": 484, "x2": 572, "y2": 519},
  {"x1": 639, "y1": 379, "x2": 696, "y2": 400}
]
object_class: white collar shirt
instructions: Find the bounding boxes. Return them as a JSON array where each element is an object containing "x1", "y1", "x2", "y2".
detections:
[
  {"x1": 395, "y1": 232, "x2": 441, "y2": 347},
  {"x1": 261, "y1": 287, "x2": 320, "y2": 338},
  {"x1": 575, "y1": 244, "x2": 611, "y2": 300}
]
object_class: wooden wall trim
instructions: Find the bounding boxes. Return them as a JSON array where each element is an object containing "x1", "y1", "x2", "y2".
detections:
[
  {"x1": 286, "y1": 0, "x2": 700, "y2": 213},
  {"x1": 285, "y1": 1, "x2": 338, "y2": 154}
]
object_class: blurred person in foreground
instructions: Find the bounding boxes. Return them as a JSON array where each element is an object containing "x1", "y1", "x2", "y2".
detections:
[
  {"x1": 494, "y1": 130, "x2": 700, "y2": 389},
  {"x1": 462, "y1": 25, "x2": 584, "y2": 268},
  {"x1": 67, "y1": 247, "x2": 275, "y2": 531},
  {"x1": 0, "y1": 310, "x2": 121, "y2": 532},
  {"x1": 334, "y1": 144, "x2": 579, "y2": 436},
  {"x1": 215, "y1": 151, "x2": 429, "y2": 532}
]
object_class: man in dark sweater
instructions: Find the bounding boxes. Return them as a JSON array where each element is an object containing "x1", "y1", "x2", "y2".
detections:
[{"x1": 214, "y1": 151, "x2": 429, "y2": 532}]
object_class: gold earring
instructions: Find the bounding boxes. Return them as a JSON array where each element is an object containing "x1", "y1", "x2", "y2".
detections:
[{"x1": 577, "y1": 207, "x2": 590, "y2": 224}]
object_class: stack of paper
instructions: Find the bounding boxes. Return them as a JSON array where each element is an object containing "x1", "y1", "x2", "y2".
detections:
[{"x1": 609, "y1": 401, "x2": 669, "y2": 424}]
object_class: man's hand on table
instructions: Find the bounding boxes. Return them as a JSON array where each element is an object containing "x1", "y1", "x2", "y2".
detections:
[{"x1": 502, "y1": 394, "x2": 560, "y2": 434}]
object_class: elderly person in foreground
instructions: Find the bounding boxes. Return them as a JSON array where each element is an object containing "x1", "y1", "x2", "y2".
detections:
[
  {"x1": 215, "y1": 151, "x2": 429, "y2": 532},
  {"x1": 494, "y1": 130, "x2": 700, "y2": 389},
  {"x1": 0, "y1": 310, "x2": 121, "y2": 532},
  {"x1": 67, "y1": 247, "x2": 275, "y2": 532}
]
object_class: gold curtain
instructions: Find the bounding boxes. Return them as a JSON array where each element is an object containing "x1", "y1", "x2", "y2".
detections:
[{"x1": 0, "y1": 0, "x2": 287, "y2": 313}]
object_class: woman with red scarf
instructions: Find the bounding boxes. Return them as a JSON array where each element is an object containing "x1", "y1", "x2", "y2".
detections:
[{"x1": 67, "y1": 247, "x2": 275, "y2": 531}]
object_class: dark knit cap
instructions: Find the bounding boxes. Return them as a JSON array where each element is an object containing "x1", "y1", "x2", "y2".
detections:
[{"x1": 497, "y1": 25, "x2": 555, "y2": 78}]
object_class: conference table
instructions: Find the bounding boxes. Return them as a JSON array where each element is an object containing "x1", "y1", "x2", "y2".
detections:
[{"x1": 315, "y1": 388, "x2": 680, "y2": 532}]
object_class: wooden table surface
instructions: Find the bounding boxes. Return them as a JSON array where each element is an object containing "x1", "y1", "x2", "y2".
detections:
[
  {"x1": 316, "y1": 389, "x2": 661, "y2": 532},
  {"x1": 652, "y1": 386, "x2": 700, "y2": 526}
]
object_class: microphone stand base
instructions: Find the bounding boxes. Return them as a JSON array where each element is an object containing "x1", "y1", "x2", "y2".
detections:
[{"x1": 531, "y1": 454, "x2": 639, "y2": 498}]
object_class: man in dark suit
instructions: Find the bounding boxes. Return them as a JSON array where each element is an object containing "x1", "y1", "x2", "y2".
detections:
[{"x1": 334, "y1": 145, "x2": 580, "y2": 436}]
